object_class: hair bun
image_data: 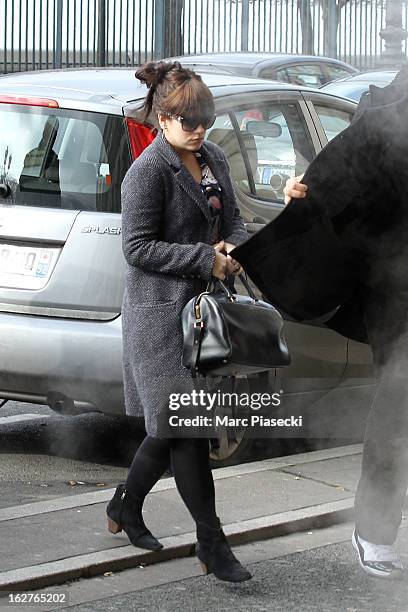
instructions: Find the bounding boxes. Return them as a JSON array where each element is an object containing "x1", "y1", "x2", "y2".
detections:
[{"x1": 135, "y1": 61, "x2": 182, "y2": 89}]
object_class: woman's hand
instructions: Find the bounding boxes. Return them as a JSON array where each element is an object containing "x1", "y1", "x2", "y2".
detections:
[
  {"x1": 213, "y1": 241, "x2": 243, "y2": 276},
  {"x1": 227, "y1": 254, "x2": 243, "y2": 275},
  {"x1": 283, "y1": 174, "x2": 307, "y2": 206},
  {"x1": 212, "y1": 250, "x2": 229, "y2": 280},
  {"x1": 224, "y1": 242, "x2": 243, "y2": 275}
]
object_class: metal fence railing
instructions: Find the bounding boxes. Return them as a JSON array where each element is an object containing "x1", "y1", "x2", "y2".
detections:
[{"x1": 1, "y1": 0, "x2": 407, "y2": 74}]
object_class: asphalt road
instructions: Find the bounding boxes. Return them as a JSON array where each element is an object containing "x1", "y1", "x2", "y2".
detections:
[
  {"x1": 0, "y1": 403, "x2": 145, "y2": 464},
  {"x1": 0, "y1": 401, "x2": 148, "y2": 508},
  {"x1": 61, "y1": 524, "x2": 408, "y2": 612},
  {"x1": 2, "y1": 522, "x2": 405, "y2": 612}
]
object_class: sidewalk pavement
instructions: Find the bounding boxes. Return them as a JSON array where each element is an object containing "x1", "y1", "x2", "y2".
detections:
[{"x1": 0, "y1": 443, "x2": 389, "y2": 592}]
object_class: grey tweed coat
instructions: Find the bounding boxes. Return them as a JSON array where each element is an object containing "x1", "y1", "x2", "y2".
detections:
[{"x1": 121, "y1": 131, "x2": 248, "y2": 436}]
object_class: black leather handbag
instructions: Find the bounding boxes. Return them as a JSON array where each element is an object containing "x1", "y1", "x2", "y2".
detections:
[{"x1": 181, "y1": 275, "x2": 291, "y2": 376}]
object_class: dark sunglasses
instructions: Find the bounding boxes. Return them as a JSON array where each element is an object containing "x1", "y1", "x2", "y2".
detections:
[{"x1": 164, "y1": 112, "x2": 216, "y2": 132}]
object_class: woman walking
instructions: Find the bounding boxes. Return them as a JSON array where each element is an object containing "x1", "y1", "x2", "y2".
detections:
[{"x1": 106, "y1": 60, "x2": 251, "y2": 583}]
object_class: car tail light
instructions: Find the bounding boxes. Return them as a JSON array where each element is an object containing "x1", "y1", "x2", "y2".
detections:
[
  {"x1": 0, "y1": 94, "x2": 59, "y2": 108},
  {"x1": 125, "y1": 117, "x2": 157, "y2": 160}
]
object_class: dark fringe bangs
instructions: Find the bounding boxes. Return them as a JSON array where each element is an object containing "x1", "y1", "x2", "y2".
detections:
[{"x1": 164, "y1": 78, "x2": 215, "y2": 118}]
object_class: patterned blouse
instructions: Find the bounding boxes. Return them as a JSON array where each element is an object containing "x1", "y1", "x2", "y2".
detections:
[{"x1": 196, "y1": 152, "x2": 223, "y2": 245}]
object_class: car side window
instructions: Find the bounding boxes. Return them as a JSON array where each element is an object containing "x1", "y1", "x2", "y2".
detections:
[
  {"x1": 274, "y1": 68, "x2": 290, "y2": 82},
  {"x1": 205, "y1": 114, "x2": 250, "y2": 194},
  {"x1": 314, "y1": 105, "x2": 354, "y2": 141},
  {"x1": 284, "y1": 64, "x2": 325, "y2": 87},
  {"x1": 232, "y1": 103, "x2": 314, "y2": 203},
  {"x1": 325, "y1": 65, "x2": 354, "y2": 82},
  {"x1": 259, "y1": 68, "x2": 282, "y2": 82}
]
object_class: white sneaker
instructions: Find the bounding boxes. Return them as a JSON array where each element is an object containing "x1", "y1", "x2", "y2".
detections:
[{"x1": 352, "y1": 530, "x2": 404, "y2": 579}]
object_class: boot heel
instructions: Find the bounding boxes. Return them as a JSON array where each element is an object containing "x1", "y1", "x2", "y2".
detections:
[
  {"x1": 196, "y1": 520, "x2": 252, "y2": 583},
  {"x1": 107, "y1": 516, "x2": 122, "y2": 534},
  {"x1": 199, "y1": 560, "x2": 209, "y2": 574}
]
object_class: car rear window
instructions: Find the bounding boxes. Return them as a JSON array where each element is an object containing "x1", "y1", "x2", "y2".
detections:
[{"x1": 0, "y1": 104, "x2": 131, "y2": 212}]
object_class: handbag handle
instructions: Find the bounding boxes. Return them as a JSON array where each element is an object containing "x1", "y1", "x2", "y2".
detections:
[
  {"x1": 206, "y1": 274, "x2": 257, "y2": 301},
  {"x1": 206, "y1": 278, "x2": 236, "y2": 301},
  {"x1": 238, "y1": 273, "x2": 257, "y2": 300}
]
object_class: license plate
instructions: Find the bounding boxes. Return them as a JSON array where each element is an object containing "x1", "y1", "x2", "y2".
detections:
[
  {"x1": 0, "y1": 242, "x2": 61, "y2": 290},
  {"x1": 0, "y1": 243, "x2": 59, "y2": 279}
]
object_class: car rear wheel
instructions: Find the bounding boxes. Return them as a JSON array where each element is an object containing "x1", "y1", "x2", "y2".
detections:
[
  {"x1": 209, "y1": 422, "x2": 253, "y2": 467},
  {"x1": 209, "y1": 375, "x2": 254, "y2": 468}
]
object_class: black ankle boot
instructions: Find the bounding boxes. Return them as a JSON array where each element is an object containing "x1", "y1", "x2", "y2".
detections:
[
  {"x1": 196, "y1": 519, "x2": 252, "y2": 582},
  {"x1": 106, "y1": 484, "x2": 163, "y2": 551}
]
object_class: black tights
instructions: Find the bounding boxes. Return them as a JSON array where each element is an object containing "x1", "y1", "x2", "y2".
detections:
[{"x1": 125, "y1": 435, "x2": 218, "y2": 526}]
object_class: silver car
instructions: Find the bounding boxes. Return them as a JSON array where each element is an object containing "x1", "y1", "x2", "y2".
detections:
[
  {"x1": 320, "y1": 70, "x2": 397, "y2": 102},
  {"x1": 0, "y1": 68, "x2": 374, "y2": 462},
  {"x1": 169, "y1": 52, "x2": 358, "y2": 87}
]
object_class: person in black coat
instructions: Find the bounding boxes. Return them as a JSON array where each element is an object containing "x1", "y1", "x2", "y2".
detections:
[
  {"x1": 106, "y1": 61, "x2": 251, "y2": 583},
  {"x1": 232, "y1": 67, "x2": 408, "y2": 579}
]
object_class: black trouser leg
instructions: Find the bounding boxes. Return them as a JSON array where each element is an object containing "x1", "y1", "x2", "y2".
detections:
[
  {"x1": 170, "y1": 438, "x2": 218, "y2": 526},
  {"x1": 125, "y1": 435, "x2": 217, "y2": 527},
  {"x1": 125, "y1": 435, "x2": 171, "y2": 500}
]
